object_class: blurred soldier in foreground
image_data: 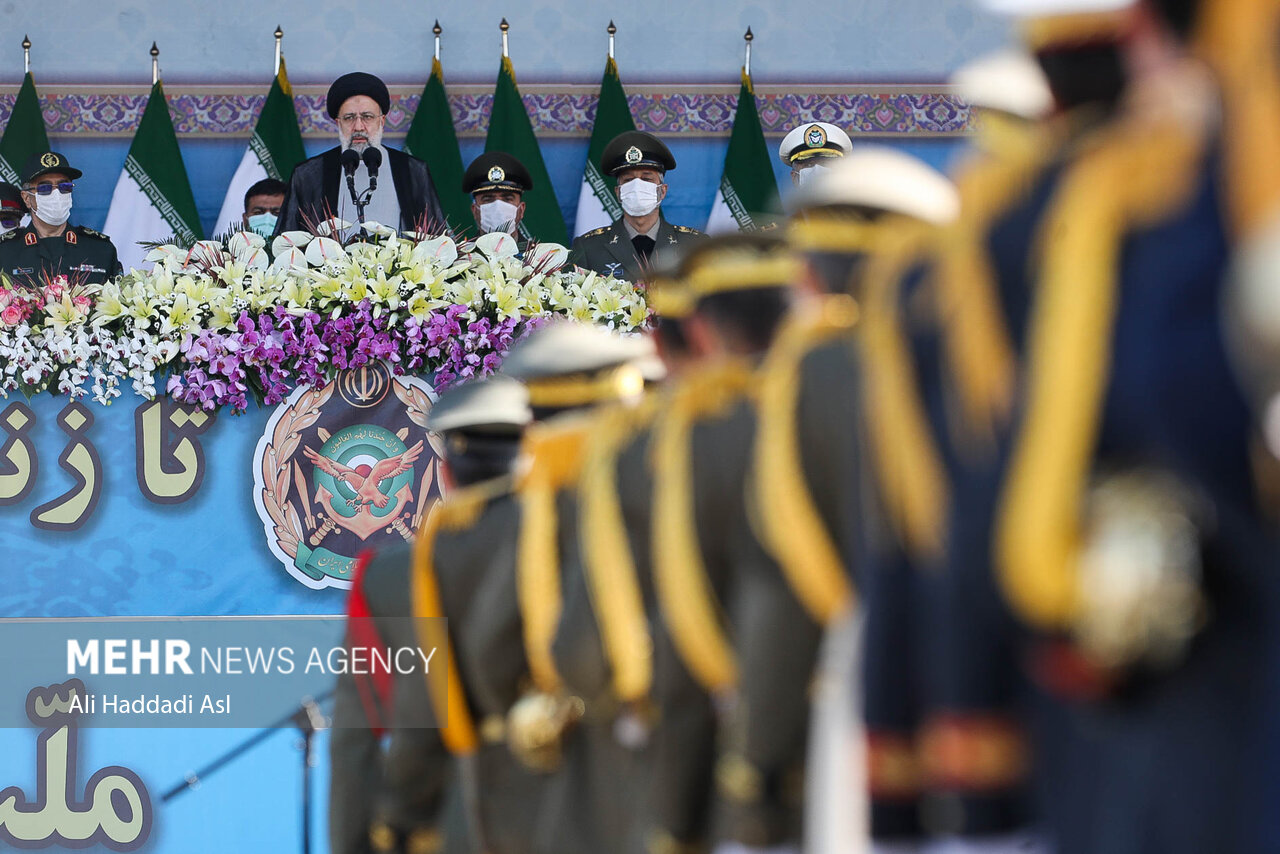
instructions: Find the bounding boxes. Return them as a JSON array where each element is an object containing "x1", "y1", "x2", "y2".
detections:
[
  {"x1": 412, "y1": 321, "x2": 651, "y2": 854},
  {"x1": 329, "y1": 376, "x2": 530, "y2": 854},
  {"x1": 954, "y1": 0, "x2": 1280, "y2": 851}
]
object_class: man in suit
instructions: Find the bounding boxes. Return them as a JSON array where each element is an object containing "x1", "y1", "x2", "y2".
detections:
[
  {"x1": 570, "y1": 131, "x2": 705, "y2": 282},
  {"x1": 275, "y1": 72, "x2": 444, "y2": 238}
]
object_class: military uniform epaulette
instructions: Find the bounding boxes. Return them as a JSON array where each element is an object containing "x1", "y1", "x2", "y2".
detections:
[
  {"x1": 580, "y1": 225, "x2": 611, "y2": 238},
  {"x1": 75, "y1": 226, "x2": 111, "y2": 240},
  {"x1": 0, "y1": 229, "x2": 18, "y2": 243},
  {"x1": 436, "y1": 474, "x2": 515, "y2": 533},
  {"x1": 672, "y1": 224, "x2": 702, "y2": 235}
]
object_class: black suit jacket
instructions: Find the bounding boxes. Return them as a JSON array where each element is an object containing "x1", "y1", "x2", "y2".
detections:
[{"x1": 275, "y1": 146, "x2": 446, "y2": 235}]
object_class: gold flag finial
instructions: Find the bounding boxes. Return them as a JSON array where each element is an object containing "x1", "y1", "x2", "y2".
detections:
[
  {"x1": 500, "y1": 18, "x2": 510, "y2": 58},
  {"x1": 150, "y1": 42, "x2": 160, "y2": 85},
  {"x1": 274, "y1": 26, "x2": 283, "y2": 76},
  {"x1": 434, "y1": 20, "x2": 442, "y2": 61},
  {"x1": 22, "y1": 35, "x2": 30, "y2": 74},
  {"x1": 608, "y1": 20, "x2": 616, "y2": 59},
  {"x1": 743, "y1": 27, "x2": 753, "y2": 77}
]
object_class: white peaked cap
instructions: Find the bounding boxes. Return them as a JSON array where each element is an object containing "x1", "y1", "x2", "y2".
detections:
[
  {"x1": 792, "y1": 146, "x2": 961, "y2": 225},
  {"x1": 952, "y1": 49, "x2": 1054, "y2": 120}
]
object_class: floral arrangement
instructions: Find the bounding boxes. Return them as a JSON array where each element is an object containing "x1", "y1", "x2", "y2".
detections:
[{"x1": 0, "y1": 225, "x2": 648, "y2": 413}]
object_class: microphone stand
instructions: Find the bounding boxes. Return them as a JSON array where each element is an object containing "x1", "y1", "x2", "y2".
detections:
[
  {"x1": 347, "y1": 173, "x2": 370, "y2": 226},
  {"x1": 161, "y1": 688, "x2": 335, "y2": 854}
]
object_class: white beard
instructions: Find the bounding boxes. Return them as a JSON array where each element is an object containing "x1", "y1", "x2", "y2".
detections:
[{"x1": 339, "y1": 126, "x2": 384, "y2": 154}]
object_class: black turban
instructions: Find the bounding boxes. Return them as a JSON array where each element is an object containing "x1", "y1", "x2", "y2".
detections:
[{"x1": 326, "y1": 72, "x2": 391, "y2": 119}]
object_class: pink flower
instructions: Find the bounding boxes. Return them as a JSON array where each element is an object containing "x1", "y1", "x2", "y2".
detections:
[
  {"x1": 0, "y1": 304, "x2": 21, "y2": 326},
  {"x1": 0, "y1": 289, "x2": 11, "y2": 310}
]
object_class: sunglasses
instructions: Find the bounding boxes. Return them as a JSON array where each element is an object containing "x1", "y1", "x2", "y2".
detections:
[{"x1": 24, "y1": 181, "x2": 75, "y2": 196}]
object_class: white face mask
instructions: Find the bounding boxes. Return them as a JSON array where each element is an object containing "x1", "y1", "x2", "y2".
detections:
[
  {"x1": 34, "y1": 192, "x2": 72, "y2": 226},
  {"x1": 618, "y1": 180, "x2": 661, "y2": 217},
  {"x1": 796, "y1": 164, "x2": 831, "y2": 186},
  {"x1": 478, "y1": 199, "x2": 520, "y2": 234}
]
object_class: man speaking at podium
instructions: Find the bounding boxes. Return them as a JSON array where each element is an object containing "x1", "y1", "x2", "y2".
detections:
[{"x1": 274, "y1": 72, "x2": 444, "y2": 238}]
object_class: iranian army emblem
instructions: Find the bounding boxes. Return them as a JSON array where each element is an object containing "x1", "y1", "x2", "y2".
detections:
[{"x1": 252, "y1": 363, "x2": 445, "y2": 589}]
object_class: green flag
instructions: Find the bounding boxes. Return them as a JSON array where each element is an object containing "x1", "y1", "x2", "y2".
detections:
[
  {"x1": 574, "y1": 56, "x2": 635, "y2": 236},
  {"x1": 705, "y1": 71, "x2": 781, "y2": 233},
  {"x1": 0, "y1": 72, "x2": 50, "y2": 186},
  {"x1": 405, "y1": 57, "x2": 471, "y2": 235},
  {"x1": 485, "y1": 56, "x2": 567, "y2": 245},
  {"x1": 214, "y1": 59, "x2": 307, "y2": 234},
  {"x1": 104, "y1": 81, "x2": 204, "y2": 270}
]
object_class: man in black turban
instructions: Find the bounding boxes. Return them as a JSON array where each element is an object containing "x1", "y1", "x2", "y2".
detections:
[{"x1": 274, "y1": 71, "x2": 445, "y2": 238}]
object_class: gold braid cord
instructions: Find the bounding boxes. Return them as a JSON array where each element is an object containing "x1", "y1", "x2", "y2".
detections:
[
  {"x1": 261, "y1": 383, "x2": 334, "y2": 559},
  {"x1": 651, "y1": 362, "x2": 755, "y2": 694},
  {"x1": 412, "y1": 503, "x2": 480, "y2": 755},
  {"x1": 516, "y1": 417, "x2": 596, "y2": 694},
  {"x1": 578, "y1": 398, "x2": 660, "y2": 703},
  {"x1": 861, "y1": 219, "x2": 951, "y2": 560},
  {"x1": 997, "y1": 120, "x2": 1206, "y2": 629},
  {"x1": 752, "y1": 297, "x2": 858, "y2": 625},
  {"x1": 937, "y1": 129, "x2": 1057, "y2": 450}
]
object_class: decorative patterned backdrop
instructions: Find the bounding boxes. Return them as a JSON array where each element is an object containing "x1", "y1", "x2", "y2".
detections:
[{"x1": 0, "y1": 86, "x2": 972, "y2": 138}]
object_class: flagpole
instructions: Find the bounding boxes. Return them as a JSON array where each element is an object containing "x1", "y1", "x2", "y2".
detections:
[
  {"x1": 434, "y1": 20, "x2": 442, "y2": 62},
  {"x1": 150, "y1": 42, "x2": 159, "y2": 86},
  {"x1": 274, "y1": 26, "x2": 283, "y2": 76},
  {"x1": 500, "y1": 18, "x2": 509, "y2": 58},
  {"x1": 21, "y1": 35, "x2": 29, "y2": 74},
  {"x1": 608, "y1": 21, "x2": 616, "y2": 60},
  {"x1": 744, "y1": 27, "x2": 753, "y2": 78}
]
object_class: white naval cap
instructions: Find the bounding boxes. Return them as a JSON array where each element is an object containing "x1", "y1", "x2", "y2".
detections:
[
  {"x1": 778, "y1": 122, "x2": 854, "y2": 166},
  {"x1": 791, "y1": 146, "x2": 961, "y2": 225},
  {"x1": 978, "y1": 0, "x2": 1134, "y2": 15},
  {"x1": 500, "y1": 320, "x2": 653, "y2": 383},
  {"x1": 951, "y1": 49, "x2": 1054, "y2": 120},
  {"x1": 426, "y1": 375, "x2": 532, "y2": 435}
]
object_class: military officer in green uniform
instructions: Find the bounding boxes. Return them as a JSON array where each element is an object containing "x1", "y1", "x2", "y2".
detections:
[
  {"x1": 329, "y1": 375, "x2": 532, "y2": 854},
  {"x1": 463, "y1": 152, "x2": 533, "y2": 239},
  {"x1": 570, "y1": 131, "x2": 705, "y2": 281},
  {"x1": 0, "y1": 151, "x2": 120, "y2": 286}
]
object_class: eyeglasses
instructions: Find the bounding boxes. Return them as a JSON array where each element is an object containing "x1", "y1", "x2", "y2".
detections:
[
  {"x1": 24, "y1": 181, "x2": 74, "y2": 195},
  {"x1": 337, "y1": 112, "x2": 381, "y2": 126}
]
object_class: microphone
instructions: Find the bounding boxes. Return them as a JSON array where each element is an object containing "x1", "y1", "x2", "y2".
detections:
[
  {"x1": 340, "y1": 148, "x2": 361, "y2": 177},
  {"x1": 361, "y1": 147, "x2": 382, "y2": 193}
]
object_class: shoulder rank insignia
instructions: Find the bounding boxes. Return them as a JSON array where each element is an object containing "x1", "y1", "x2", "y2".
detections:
[
  {"x1": 581, "y1": 226, "x2": 610, "y2": 238},
  {"x1": 77, "y1": 226, "x2": 109, "y2": 240},
  {"x1": 673, "y1": 225, "x2": 702, "y2": 235},
  {"x1": 0, "y1": 229, "x2": 21, "y2": 243}
]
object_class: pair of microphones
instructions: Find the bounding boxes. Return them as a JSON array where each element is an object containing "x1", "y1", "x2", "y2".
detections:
[
  {"x1": 341, "y1": 147, "x2": 382, "y2": 223},
  {"x1": 341, "y1": 147, "x2": 382, "y2": 190}
]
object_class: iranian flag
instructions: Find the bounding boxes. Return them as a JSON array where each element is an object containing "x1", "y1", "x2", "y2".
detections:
[
  {"x1": 485, "y1": 56, "x2": 567, "y2": 245},
  {"x1": 0, "y1": 72, "x2": 50, "y2": 186},
  {"x1": 213, "y1": 60, "x2": 306, "y2": 236},
  {"x1": 405, "y1": 57, "x2": 471, "y2": 235},
  {"x1": 705, "y1": 71, "x2": 781, "y2": 233},
  {"x1": 573, "y1": 55, "x2": 635, "y2": 237},
  {"x1": 104, "y1": 81, "x2": 204, "y2": 272}
]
